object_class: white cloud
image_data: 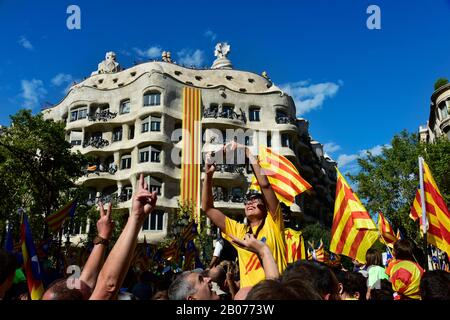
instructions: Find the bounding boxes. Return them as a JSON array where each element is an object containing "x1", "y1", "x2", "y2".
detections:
[
  {"x1": 337, "y1": 144, "x2": 391, "y2": 174},
  {"x1": 51, "y1": 73, "x2": 73, "y2": 86},
  {"x1": 21, "y1": 79, "x2": 47, "y2": 108},
  {"x1": 204, "y1": 29, "x2": 217, "y2": 41},
  {"x1": 323, "y1": 142, "x2": 341, "y2": 154},
  {"x1": 133, "y1": 46, "x2": 162, "y2": 59},
  {"x1": 177, "y1": 49, "x2": 205, "y2": 67},
  {"x1": 18, "y1": 36, "x2": 34, "y2": 50},
  {"x1": 280, "y1": 80, "x2": 342, "y2": 116},
  {"x1": 51, "y1": 73, "x2": 78, "y2": 93}
]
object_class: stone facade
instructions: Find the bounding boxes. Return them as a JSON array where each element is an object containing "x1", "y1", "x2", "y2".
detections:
[
  {"x1": 43, "y1": 46, "x2": 337, "y2": 244},
  {"x1": 419, "y1": 83, "x2": 450, "y2": 143}
]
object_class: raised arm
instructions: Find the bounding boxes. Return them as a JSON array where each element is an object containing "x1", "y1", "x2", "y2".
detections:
[
  {"x1": 226, "y1": 142, "x2": 280, "y2": 218},
  {"x1": 90, "y1": 174, "x2": 157, "y2": 300},
  {"x1": 79, "y1": 202, "x2": 114, "y2": 290},
  {"x1": 202, "y1": 152, "x2": 226, "y2": 231},
  {"x1": 229, "y1": 233, "x2": 279, "y2": 280}
]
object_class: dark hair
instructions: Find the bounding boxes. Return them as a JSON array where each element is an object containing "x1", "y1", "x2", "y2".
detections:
[
  {"x1": 341, "y1": 272, "x2": 367, "y2": 300},
  {"x1": 246, "y1": 278, "x2": 322, "y2": 300},
  {"x1": 0, "y1": 249, "x2": 17, "y2": 284},
  {"x1": 394, "y1": 239, "x2": 415, "y2": 261},
  {"x1": 281, "y1": 260, "x2": 340, "y2": 300},
  {"x1": 366, "y1": 249, "x2": 383, "y2": 267},
  {"x1": 370, "y1": 279, "x2": 394, "y2": 300},
  {"x1": 420, "y1": 270, "x2": 450, "y2": 300}
]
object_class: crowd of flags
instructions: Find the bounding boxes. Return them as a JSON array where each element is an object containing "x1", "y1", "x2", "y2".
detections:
[{"x1": 2, "y1": 146, "x2": 450, "y2": 300}]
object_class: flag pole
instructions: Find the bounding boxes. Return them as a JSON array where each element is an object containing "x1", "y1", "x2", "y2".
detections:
[{"x1": 418, "y1": 156, "x2": 429, "y2": 271}]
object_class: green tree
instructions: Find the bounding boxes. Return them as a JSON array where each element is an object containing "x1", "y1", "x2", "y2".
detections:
[
  {"x1": 434, "y1": 78, "x2": 449, "y2": 91},
  {"x1": 0, "y1": 109, "x2": 87, "y2": 242},
  {"x1": 349, "y1": 130, "x2": 450, "y2": 250}
]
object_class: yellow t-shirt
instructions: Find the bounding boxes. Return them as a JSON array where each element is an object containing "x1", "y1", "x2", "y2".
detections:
[{"x1": 222, "y1": 205, "x2": 287, "y2": 288}]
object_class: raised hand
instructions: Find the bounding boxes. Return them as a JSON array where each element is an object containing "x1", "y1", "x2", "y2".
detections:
[
  {"x1": 205, "y1": 152, "x2": 217, "y2": 175},
  {"x1": 228, "y1": 233, "x2": 267, "y2": 254},
  {"x1": 131, "y1": 173, "x2": 158, "y2": 223},
  {"x1": 97, "y1": 201, "x2": 115, "y2": 240}
]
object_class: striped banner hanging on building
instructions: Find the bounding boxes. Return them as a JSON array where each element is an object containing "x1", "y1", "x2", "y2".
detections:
[
  {"x1": 181, "y1": 87, "x2": 202, "y2": 224},
  {"x1": 330, "y1": 168, "x2": 379, "y2": 263}
]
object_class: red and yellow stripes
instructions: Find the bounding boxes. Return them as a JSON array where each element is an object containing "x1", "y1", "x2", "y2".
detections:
[
  {"x1": 307, "y1": 239, "x2": 325, "y2": 262},
  {"x1": 45, "y1": 199, "x2": 77, "y2": 232},
  {"x1": 330, "y1": 168, "x2": 379, "y2": 263},
  {"x1": 181, "y1": 87, "x2": 202, "y2": 224},
  {"x1": 386, "y1": 259, "x2": 424, "y2": 300},
  {"x1": 378, "y1": 211, "x2": 398, "y2": 248},
  {"x1": 410, "y1": 160, "x2": 450, "y2": 256},
  {"x1": 284, "y1": 228, "x2": 306, "y2": 263},
  {"x1": 250, "y1": 146, "x2": 312, "y2": 206}
]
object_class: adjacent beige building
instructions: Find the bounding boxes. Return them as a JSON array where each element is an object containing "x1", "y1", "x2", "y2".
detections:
[
  {"x1": 419, "y1": 83, "x2": 450, "y2": 142},
  {"x1": 43, "y1": 44, "x2": 337, "y2": 244}
]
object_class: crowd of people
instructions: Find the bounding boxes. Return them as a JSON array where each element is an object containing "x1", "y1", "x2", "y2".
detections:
[{"x1": 0, "y1": 144, "x2": 449, "y2": 301}]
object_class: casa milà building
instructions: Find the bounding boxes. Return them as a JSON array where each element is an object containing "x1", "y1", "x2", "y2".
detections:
[{"x1": 43, "y1": 44, "x2": 337, "y2": 244}]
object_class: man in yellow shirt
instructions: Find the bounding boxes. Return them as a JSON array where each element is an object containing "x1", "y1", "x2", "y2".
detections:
[{"x1": 202, "y1": 144, "x2": 287, "y2": 289}]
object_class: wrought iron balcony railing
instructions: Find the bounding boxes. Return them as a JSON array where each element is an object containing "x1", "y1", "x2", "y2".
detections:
[
  {"x1": 83, "y1": 163, "x2": 117, "y2": 176},
  {"x1": 88, "y1": 110, "x2": 117, "y2": 122},
  {"x1": 83, "y1": 137, "x2": 110, "y2": 149},
  {"x1": 276, "y1": 116, "x2": 296, "y2": 125},
  {"x1": 214, "y1": 164, "x2": 245, "y2": 174},
  {"x1": 203, "y1": 108, "x2": 247, "y2": 123}
]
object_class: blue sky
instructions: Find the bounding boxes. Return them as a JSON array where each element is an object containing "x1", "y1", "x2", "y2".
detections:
[{"x1": 1, "y1": 0, "x2": 450, "y2": 175}]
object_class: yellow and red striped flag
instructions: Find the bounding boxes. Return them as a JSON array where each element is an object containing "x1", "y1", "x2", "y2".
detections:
[
  {"x1": 307, "y1": 239, "x2": 326, "y2": 262},
  {"x1": 377, "y1": 211, "x2": 398, "y2": 248},
  {"x1": 330, "y1": 168, "x2": 379, "y2": 264},
  {"x1": 284, "y1": 228, "x2": 306, "y2": 263},
  {"x1": 410, "y1": 159, "x2": 450, "y2": 257},
  {"x1": 45, "y1": 199, "x2": 77, "y2": 232},
  {"x1": 249, "y1": 146, "x2": 312, "y2": 206},
  {"x1": 181, "y1": 87, "x2": 202, "y2": 225},
  {"x1": 386, "y1": 259, "x2": 424, "y2": 300}
]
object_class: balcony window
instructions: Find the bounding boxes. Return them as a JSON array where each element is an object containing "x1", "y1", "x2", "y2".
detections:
[
  {"x1": 70, "y1": 107, "x2": 87, "y2": 122},
  {"x1": 143, "y1": 92, "x2": 161, "y2": 106},
  {"x1": 222, "y1": 105, "x2": 234, "y2": 118},
  {"x1": 151, "y1": 117, "x2": 161, "y2": 131},
  {"x1": 112, "y1": 127, "x2": 123, "y2": 142},
  {"x1": 267, "y1": 133, "x2": 272, "y2": 147},
  {"x1": 70, "y1": 110, "x2": 78, "y2": 122},
  {"x1": 139, "y1": 146, "x2": 160, "y2": 163},
  {"x1": 69, "y1": 130, "x2": 83, "y2": 146},
  {"x1": 439, "y1": 101, "x2": 449, "y2": 120},
  {"x1": 120, "y1": 155, "x2": 131, "y2": 169},
  {"x1": 142, "y1": 210, "x2": 164, "y2": 231},
  {"x1": 128, "y1": 125, "x2": 135, "y2": 140},
  {"x1": 151, "y1": 147, "x2": 161, "y2": 162},
  {"x1": 249, "y1": 107, "x2": 260, "y2": 122},
  {"x1": 142, "y1": 121, "x2": 149, "y2": 133},
  {"x1": 144, "y1": 176, "x2": 162, "y2": 196},
  {"x1": 281, "y1": 133, "x2": 291, "y2": 148},
  {"x1": 120, "y1": 99, "x2": 131, "y2": 114},
  {"x1": 120, "y1": 186, "x2": 133, "y2": 202},
  {"x1": 139, "y1": 149, "x2": 149, "y2": 163}
]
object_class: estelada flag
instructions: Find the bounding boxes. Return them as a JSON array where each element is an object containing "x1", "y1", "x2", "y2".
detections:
[
  {"x1": 20, "y1": 212, "x2": 44, "y2": 300},
  {"x1": 330, "y1": 168, "x2": 378, "y2": 264},
  {"x1": 45, "y1": 198, "x2": 77, "y2": 232},
  {"x1": 377, "y1": 211, "x2": 398, "y2": 248},
  {"x1": 250, "y1": 146, "x2": 312, "y2": 206},
  {"x1": 284, "y1": 228, "x2": 306, "y2": 263},
  {"x1": 410, "y1": 160, "x2": 450, "y2": 257}
]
